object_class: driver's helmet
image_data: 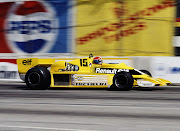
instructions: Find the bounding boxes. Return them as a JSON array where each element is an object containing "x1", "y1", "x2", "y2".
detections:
[{"x1": 93, "y1": 56, "x2": 103, "y2": 64}]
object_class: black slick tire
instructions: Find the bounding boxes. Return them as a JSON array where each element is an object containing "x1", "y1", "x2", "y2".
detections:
[
  {"x1": 112, "y1": 71, "x2": 133, "y2": 91},
  {"x1": 25, "y1": 66, "x2": 51, "y2": 90}
]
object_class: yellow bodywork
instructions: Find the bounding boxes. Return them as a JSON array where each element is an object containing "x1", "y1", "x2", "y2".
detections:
[
  {"x1": 17, "y1": 57, "x2": 171, "y2": 88},
  {"x1": 17, "y1": 58, "x2": 55, "y2": 74}
]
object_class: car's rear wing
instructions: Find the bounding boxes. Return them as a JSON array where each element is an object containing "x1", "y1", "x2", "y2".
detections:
[{"x1": 17, "y1": 58, "x2": 55, "y2": 74}]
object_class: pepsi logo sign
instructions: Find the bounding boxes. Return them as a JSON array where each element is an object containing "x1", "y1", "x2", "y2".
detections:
[{"x1": 6, "y1": 0, "x2": 59, "y2": 53}]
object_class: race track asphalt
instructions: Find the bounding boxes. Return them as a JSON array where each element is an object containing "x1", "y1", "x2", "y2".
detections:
[{"x1": 0, "y1": 82, "x2": 180, "y2": 131}]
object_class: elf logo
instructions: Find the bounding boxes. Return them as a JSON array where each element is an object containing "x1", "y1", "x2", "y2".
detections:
[
  {"x1": 22, "y1": 59, "x2": 32, "y2": 65},
  {"x1": 6, "y1": 0, "x2": 59, "y2": 53}
]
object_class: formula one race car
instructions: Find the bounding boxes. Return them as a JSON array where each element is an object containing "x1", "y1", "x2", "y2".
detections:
[{"x1": 17, "y1": 54, "x2": 171, "y2": 90}]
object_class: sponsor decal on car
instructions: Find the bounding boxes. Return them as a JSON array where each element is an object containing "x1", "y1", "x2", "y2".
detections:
[
  {"x1": 137, "y1": 79, "x2": 155, "y2": 87},
  {"x1": 96, "y1": 68, "x2": 129, "y2": 74},
  {"x1": 76, "y1": 77, "x2": 84, "y2": 81},
  {"x1": 22, "y1": 59, "x2": 32, "y2": 65},
  {"x1": 75, "y1": 83, "x2": 107, "y2": 86},
  {"x1": 71, "y1": 74, "x2": 108, "y2": 86}
]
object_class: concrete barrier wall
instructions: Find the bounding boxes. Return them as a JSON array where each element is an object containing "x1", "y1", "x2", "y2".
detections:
[
  {"x1": 134, "y1": 57, "x2": 180, "y2": 83},
  {"x1": 0, "y1": 59, "x2": 21, "y2": 81}
]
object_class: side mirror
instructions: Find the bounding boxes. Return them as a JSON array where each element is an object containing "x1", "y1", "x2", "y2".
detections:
[{"x1": 89, "y1": 53, "x2": 93, "y2": 58}]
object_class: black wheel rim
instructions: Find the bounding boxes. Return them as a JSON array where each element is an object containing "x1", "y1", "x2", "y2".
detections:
[
  {"x1": 115, "y1": 74, "x2": 128, "y2": 88},
  {"x1": 28, "y1": 72, "x2": 40, "y2": 85}
]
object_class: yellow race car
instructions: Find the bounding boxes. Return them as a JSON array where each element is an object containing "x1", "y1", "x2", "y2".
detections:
[{"x1": 16, "y1": 54, "x2": 171, "y2": 90}]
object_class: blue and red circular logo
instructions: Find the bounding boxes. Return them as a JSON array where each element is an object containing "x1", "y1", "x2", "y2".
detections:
[{"x1": 6, "y1": 0, "x2": 59, "y2": 53}]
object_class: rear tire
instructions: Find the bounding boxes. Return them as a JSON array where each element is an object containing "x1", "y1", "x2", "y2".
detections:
[
  {"x1": 25, "y1": 67, "x2": 51, "y2": 90},
  {"x1": 112, "y1": 71, "x2": 133, "y2": 91}
]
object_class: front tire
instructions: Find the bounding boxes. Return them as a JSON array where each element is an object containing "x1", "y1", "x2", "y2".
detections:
[
  {"x1": 112, "y1": 71, "x2": 133, "y2": 91},
  {"x1": 25, "y1": 67, "x2": 51, "y2": 90},
  {"x1": 139, "y1": 70, "x2": 152, "y2": 77}
]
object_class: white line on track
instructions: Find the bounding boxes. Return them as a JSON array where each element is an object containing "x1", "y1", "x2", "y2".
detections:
[{"x1": 0, "y1": 125, "x2": 96, "y2": 131}]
